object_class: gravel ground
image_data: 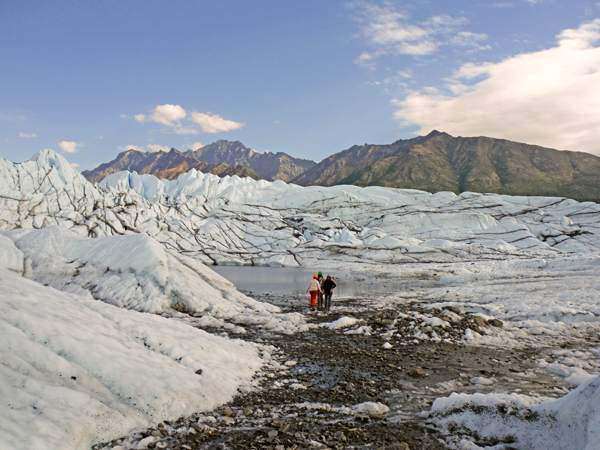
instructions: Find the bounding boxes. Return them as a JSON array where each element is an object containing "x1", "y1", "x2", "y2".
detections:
[{"x1": 95, "y1": 292, "x2": 583, "y2": 450}]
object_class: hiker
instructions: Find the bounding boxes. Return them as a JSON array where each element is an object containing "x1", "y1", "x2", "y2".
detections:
[
  {"x1": 317, "y1": 271, "x2": 325, "y2": 310},
  {"x1": 306, "y1": 274, "x2": 322, "y2": 311},
  {"x1": 322, "y1": 275, "x2": 337, "y2": 311}
]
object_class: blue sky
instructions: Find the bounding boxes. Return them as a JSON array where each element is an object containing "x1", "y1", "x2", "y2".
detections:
[{"x1": 2, "y1": 0, "x2": 600, "y2": 170}]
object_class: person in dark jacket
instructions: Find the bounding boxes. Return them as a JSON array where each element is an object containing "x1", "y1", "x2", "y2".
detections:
[{"x1": 322, "y1": 275, "x2": 336, "y2": 311}]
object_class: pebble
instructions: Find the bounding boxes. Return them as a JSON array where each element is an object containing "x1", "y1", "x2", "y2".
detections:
[
  {"x1": 387, "y1": 443, "x2": 410, "y2": 450},
  {"x1": 221, "y1": 416, "x2": 235, "y2": 425},
  {"x1": 488, "y1": 318, "x2": 503, "y2": 328},
  {"x1": 408, "y1": 368, "x2": 424, "y2": 378},
  {"x1": 471, "y1": 316, "x2": 487, "y2": 328}
]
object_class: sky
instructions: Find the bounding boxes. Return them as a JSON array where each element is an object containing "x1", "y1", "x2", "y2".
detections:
[{"x1": 2, "y1": 0, "x2": 600, "y2": 171}]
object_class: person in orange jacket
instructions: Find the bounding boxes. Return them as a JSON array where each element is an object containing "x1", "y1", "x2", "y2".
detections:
[{"x1": 306, "y1": 274, "x2": 322, "y2": 311}]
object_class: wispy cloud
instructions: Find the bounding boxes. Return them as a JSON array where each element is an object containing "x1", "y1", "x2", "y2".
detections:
[
  {"x1": 190, "y1": 142, "x2": 203, "y2": 150},
  {"x1": 58, "y1": 141, "x2": 82, "y2": 154},
  {"x1": 351, "y1": 1, "x2": 489, "y2": 67},
  {"x1": 18, "y1": 132, "x2": 37, "y2": 138},
  {"x1": 132, "y1": 104, "x2": 244, "y2": 135},
  {"x1": 393, "y1": 19, "x2": 600, "y2": 155},
  {"x1": 70, "y1": 162, "x2": 80, "y2": 168}
]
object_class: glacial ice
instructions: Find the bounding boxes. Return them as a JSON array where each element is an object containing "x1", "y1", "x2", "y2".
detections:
[
  {"x1": 2, "y1": 150, "x2": 600, "y2": 269},
  {"x1": 432, "y1": 374, "x2": 600, "y2": 450},
  {"x1": 2, "y1": 149, "x2": 600, "y2": 450},
  {"x1": 0, "y1": 263, "x2": 264, "y2": 449}
]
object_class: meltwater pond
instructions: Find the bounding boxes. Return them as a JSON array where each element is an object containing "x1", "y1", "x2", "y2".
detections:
[{"x1": 211, "y1": 265, "x2": 405, "y2": 296}]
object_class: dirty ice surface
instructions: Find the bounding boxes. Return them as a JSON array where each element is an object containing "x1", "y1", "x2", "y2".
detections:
[{"x1": 1, "y1": 150, "x2": 600, "y2": 449}]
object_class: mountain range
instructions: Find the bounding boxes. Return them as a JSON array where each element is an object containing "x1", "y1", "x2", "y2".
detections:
[
  {"x1": 82, "y1": 132, "x2": 600, "y2": 202},
  {"x1": 82, "y1": 140, "x2": 316, "y2": 183}
]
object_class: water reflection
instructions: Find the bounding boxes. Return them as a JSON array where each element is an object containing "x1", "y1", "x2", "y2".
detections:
[{"x1": 211, "y1": 265, "x2": 403, "y2": 296}]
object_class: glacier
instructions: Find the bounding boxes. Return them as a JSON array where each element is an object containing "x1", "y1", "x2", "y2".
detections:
[
  {"x1": 2, "y1": 149, "x2": 600, "y2": 450},
  {"x1": 2, "y1": 149, "x2": 600, "y2": 268}
]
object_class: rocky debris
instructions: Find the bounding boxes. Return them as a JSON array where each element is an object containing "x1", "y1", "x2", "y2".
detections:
[
  {"x1": 96, "y1": 295, "x2": 570, "y2": 450},
  {"x1": 488, "y1": 318, "x2": 504, "y2": 328},
  {"x1": 371, "y1": 310, "x2": 400, "y2": 327},
  {"x1": 442, "y1": 306, "x2": 461, "y2": 315},
  {"x1": 408, "y1": 368, "x2": 425, "y2": 378},
  {"x1": 470, "y1": 315, "x2": 487, "y2": 328},
  {"x1": 388, "y1": 443, "x2": 410, "y2": 450}
]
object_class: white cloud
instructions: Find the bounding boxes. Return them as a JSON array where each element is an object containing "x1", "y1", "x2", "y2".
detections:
[
  {"x1": 70, "y1": 162, "x2": 80, "y2": 168},
  {"x1": 351, "y1": 2, "x2": 488, "y2": 65},
  {"x1": 18, "y1": 132, "x2": 37, "y2": 138},
  {"x1": 190, "y1": 142, "x2": 204, "y2": 150},
  {"x1": 120, "y1": 114, "x2": 131, "y2": 119},
  {"x1": 58, "y1": 141, "x2": 82, "y2": 154},
  {"x1": 393, "y1": 19, "x2": 600, "y2": 155},
  {"x1": 133, "y1": 104, "x2": 244, "y2": 135},
  {"x1": 146, "y1": 144, "x2": 170, "y2": 152},
  {"x1": 189, "y1": 112, "x2": 245, "y2": 133},
  {"x1": 135, "y1": 104, "x2": 187, "y2": 126},
  {"x1": 117, "y1": 145, "x2": 146, "y2": 152}
]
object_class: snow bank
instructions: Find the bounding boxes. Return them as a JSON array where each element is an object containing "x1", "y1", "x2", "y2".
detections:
[
  {"x1": 0, "y1": 267, "x2": 263, "y2": 450},
  {"x1": 431, "y1": 375, "x2": 600, "y2": 450}
]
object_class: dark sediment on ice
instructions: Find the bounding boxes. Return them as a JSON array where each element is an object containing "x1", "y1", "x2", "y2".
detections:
[{"x1": 96, "y1": 293, "x2": 581, "y2": 450}]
